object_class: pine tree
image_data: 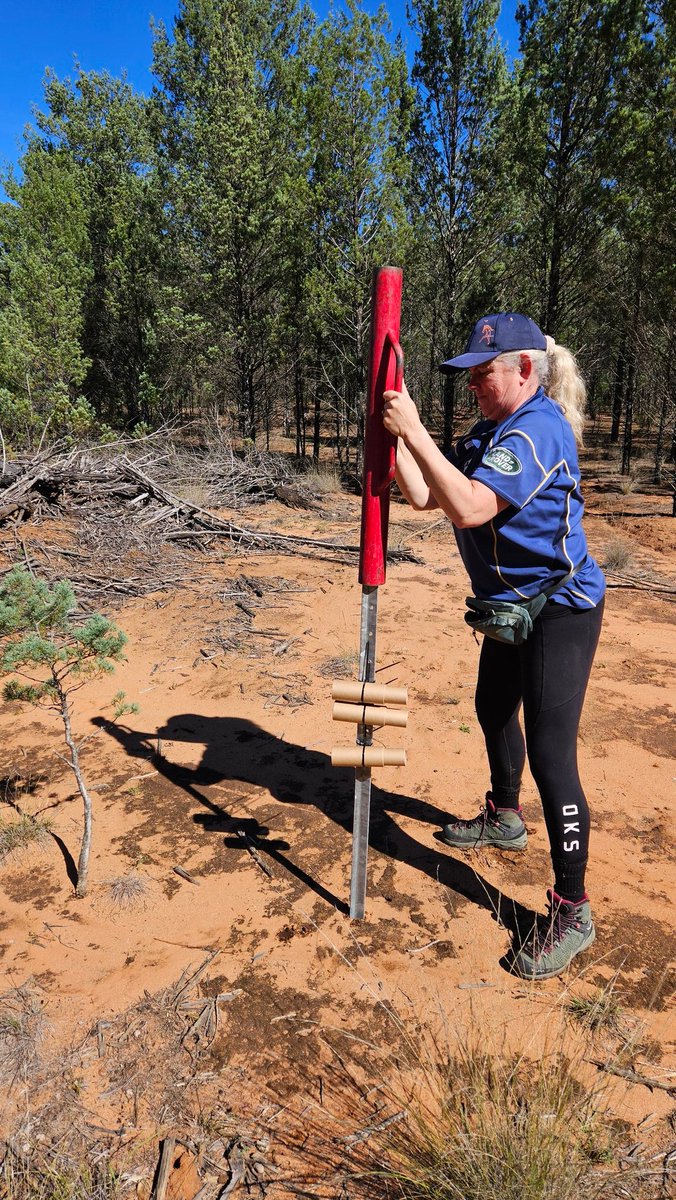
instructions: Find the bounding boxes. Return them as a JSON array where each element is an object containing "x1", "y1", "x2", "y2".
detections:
[
  {"x1": 151, "y1": 0, "x2": 306, "y2": 440},
  {"x1": 0, "y1": 147, "x2": 93, "y2": 447},
  {"x1": 512, "y1": 0, "x2": 650, "y2": 339},
  {"x1": 0, "y1": 569, "x2": 135, "y2": 897},
  {"x1": 604, "y1": 0, "x2": 676, "y2": 476},
  {"x1": 302, "y1": 1, "x2": 413, "y2": 470},
  {"x1": 33, "y1": 69, "x2": 164, "y2": 430},
  {"x1": 407, "y1": 0, "x2": 511, "y2": 449}
]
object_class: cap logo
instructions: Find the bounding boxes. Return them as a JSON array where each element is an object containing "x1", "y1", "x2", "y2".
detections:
[{"x1": 479, "y1": 323, "x2": 494, "y2": 345}]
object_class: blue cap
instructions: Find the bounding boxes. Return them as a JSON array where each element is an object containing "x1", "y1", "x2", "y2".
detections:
[{"x1": 439, "y1": 312, "x2": 547, "y2": 372}]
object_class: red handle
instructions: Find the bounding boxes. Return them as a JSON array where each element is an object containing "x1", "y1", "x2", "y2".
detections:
[
  {"x1": 378, "y1": 335, "x2": 404, "y2": 493},
  {"x1": 359, "y1": 266, "x2": 404, "y2": 587}
]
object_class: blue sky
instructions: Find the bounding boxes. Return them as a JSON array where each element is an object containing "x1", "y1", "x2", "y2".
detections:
[{"x1": 1, "y1": 1, "x2": 519, "y2": 182}]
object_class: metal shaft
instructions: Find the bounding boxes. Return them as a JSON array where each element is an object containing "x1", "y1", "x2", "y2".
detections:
[{"x1": 350, "y1": 585, "x2": 378, "y2": 919}]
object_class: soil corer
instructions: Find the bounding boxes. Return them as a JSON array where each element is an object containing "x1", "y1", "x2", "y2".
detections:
[{"x1": 350, "y1": 265, "x2": 404, "y2": 919}]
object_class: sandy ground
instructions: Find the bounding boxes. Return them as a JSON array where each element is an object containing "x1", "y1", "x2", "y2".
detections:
[{"x1": 0, "y1": 466, "x2": 674, "y2": 1189}]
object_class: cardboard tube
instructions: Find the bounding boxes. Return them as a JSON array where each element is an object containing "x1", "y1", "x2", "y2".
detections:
[
  {"x1": 332, "y1": 702, "x2": 408, "y2": 728},
  {"x1": 331, "y1": 747, "x2": 407, "y2": 768},
  {"x1": 331, "y1": 681, "x2": 408, "y2": 707}
]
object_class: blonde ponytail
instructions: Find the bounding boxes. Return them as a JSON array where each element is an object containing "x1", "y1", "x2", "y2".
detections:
[{"x1": 525, "y1": 343, "x2": 587, "y2": 445}]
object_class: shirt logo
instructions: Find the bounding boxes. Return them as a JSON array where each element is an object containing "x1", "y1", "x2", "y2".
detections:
[
  {"x1": 483, "y1": 446, "x2": 522, "y2": 475},
  {"x1": 480, "y1": 323, "x2": 494, "y2": 345}
]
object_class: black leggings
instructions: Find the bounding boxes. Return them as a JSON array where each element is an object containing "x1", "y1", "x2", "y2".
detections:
[{"x1": 474, "y1": 598, "x2": 604, "y2": 902}]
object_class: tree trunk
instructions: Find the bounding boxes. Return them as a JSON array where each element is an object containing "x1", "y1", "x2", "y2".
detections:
[
  {"x1": 58, "y1": 681, "x2": 93, "y2": 898},
  {"x1": 544, "y1": 95, "x2": 572, "y2": 336},
  {"x1": 621, "y1": 278, "x2": 642, "y2": 475},
  {"x1": 335, "y1": 397, "x2": 343, "y2": 471},
  {"x1": 313, "y1": 385, "x2": 321, "y2": 464},
  {"x1": 247, "y1": 365, "x2": 256, "y2": 445},
  {"x1": 610, "y1": 346, "x2": 625, "y2": 443},
  {"x1": 665, "y1": 334, "x2": 675, "y2": 466},
  {"x1": 295, "y1": 348, "x2": 305, "y2": 459},
  {"x1": 423, "y1": 303, "x2": 439, "y2": 428},
  {"x1": 545, "y1": 209, "x2": 564, "y2": 336},
  {"x1": 654, "y1": 390, "x2": 669, "y2": 484},
  {"x1": 621, "y1": 371, "x2": 634, "y2": 476},
  {"x1": 442, "y1": 371, "x2": 456, "y2": 456},
  {"x1": 263, "y1": 362, "x2": 272, "y2": 451}
]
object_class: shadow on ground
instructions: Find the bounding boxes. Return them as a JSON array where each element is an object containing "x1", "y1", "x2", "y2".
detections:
[{"x1": 93, "y1": 714, "x2": 538, "y2": 959}]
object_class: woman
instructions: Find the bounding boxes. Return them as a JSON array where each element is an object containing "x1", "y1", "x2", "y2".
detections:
[{"x1": 383, "y1": 312, "x2": 605, "y2": 980}]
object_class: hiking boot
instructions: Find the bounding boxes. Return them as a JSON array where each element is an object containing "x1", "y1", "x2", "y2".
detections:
[
  {"x1": 509, "y1": 889, "x2": 596, "y2": 980},
  {"x1": 440, "y1": 794, "x2": 528, "y2": 851}
]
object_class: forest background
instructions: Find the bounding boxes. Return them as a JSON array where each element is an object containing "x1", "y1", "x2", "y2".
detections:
[{"x1": 0, "y1": 0, "x2": 674, "y2": 480}]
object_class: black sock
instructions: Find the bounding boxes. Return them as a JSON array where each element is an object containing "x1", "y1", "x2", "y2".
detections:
[
  {"x1": 490, "y1": 786, "x2": 521, "y2": 812},
  {"x1": 552, "y1": 858, "x2": 587, "y2": 905}
]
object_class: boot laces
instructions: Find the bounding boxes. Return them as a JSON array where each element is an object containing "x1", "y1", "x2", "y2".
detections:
[
  {"x1": 449, "y1": 804, "x2": 489, "y2": 833},
  {"x1": 537, "y1": 898, "x2": 580, "y2": 954}
]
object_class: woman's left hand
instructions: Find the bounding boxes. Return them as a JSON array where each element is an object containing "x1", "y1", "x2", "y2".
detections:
[{"x1": 382, "y1": 381, "x2": 422, "y2": 440}]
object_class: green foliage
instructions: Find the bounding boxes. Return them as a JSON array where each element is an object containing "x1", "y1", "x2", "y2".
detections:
[
  {"x1": 0, "y1": 147, "x2": 94, "y2": 448},
  {"x1": 0, "y1": 568, "x2": 128, "y2": 704},
  {"x1": 0, "y1": 0, "x2": 672, "y2": 463},
  {"x1": 0, "y1": 571, "x2": 75, "y2": 636},
  {"x1": 300, "y1": 1, "x2": 414, "y2": 464},
  {"x1": 151, "y1": 0, "x2": 316, "y2": 437},
  {"x1": 0, "y1": 568, "x2": 133, "y2": 897},
  {"x1": 512, "y1": 0, "x2": 651, "y2": 335},
  {"x1": 406, "y1": 0, "x2": 513, "y2": 441},
  {"x1": 110, "y1": 690, "x2": 140, "y2": 719},
  {"x1": 35, "y1": 70, "x2": 165, "y2": 430},
  {"x1": 3, "y1": 679, "x2": 56, "y2": 704},
  {"x1": 565, "y1": 988, "x2": 624, "y2": 1034}
]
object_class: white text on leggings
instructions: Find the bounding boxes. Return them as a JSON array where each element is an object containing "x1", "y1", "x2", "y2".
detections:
[{"x1": 562, "y1": 803, "x2": 580, "y2": 852}]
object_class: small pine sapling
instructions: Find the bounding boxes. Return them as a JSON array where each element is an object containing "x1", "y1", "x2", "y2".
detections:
[
  {"x1": 110, "y1": 690, "x2": 139, "y2": 720},
  {"x1": 0, "y1": 567, "x2": 133, "y2": 897}
]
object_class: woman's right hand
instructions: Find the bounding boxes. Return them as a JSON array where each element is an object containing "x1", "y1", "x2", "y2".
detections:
[{"x1": 383, "y1": 380, "x2": 422, "y2": 442}]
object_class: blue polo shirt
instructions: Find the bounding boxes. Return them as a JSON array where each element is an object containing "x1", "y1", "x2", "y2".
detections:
[{"x1": 447, "y1": 388, "x2": 605, "y2": 608}]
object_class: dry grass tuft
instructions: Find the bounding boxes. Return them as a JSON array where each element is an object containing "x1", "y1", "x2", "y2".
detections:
[
  {"x1": 0, "y1": 814, "x2": 52, "y2": 860},
  {"x1": 172, "y1": 481, "x2": 214, "y2": 508},
  {"x1": 601, "y1": 537, "x2": 634, "y2": 572},
  {"x1": 617, "y1": 468, "x2": 641, "y2": 496},
  {"x1": 273, "y1": 959, "x2": 674, "y2": 1200},
  {"x1": 387, "y1": 523, "x2": 413, "y2": 552},
  {"x1": 318, "y1": 652, "x2": 360, "y2": 679},
  {"x1": 565, "y1": 987, "x2": 625, "y2": 1035},
  {"x1": 0, "y1": 1149, "x2": 122, "y2": 1200},
  {"x1": 301, "y1": 463, "x2": 342, "y2": 495},
  {"x1": 105, "y1": 872, "x2": 150, "y2": 909},
  {"x1": 278, "y1": 1034, "x2": 647, "y2": 1199},
  {"x1": 354, "y1": 1043, "x2": 620, "y2": 1200},
  {"x1": 0, "y1": 986, "x2": 45, "y2": 1088}
]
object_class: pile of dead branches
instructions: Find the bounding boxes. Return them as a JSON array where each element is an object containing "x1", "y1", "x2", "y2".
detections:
[
  {"x1": 0, "y1": 431, "x2": 325, "y2": 523},
  {"x1": 0, "y1": 953, "x2": 278, "y2": 1200},
  {"x1": 0, "y1": 440, "x2": 420, "y2": 604},
  {"x1": 150, "y1": 437, "x2": 325, "y2": 511}
]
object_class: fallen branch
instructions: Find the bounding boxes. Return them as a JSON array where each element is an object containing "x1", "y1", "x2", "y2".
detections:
[
  {"x1": 173, "y1": 865, "x2": 200, "y2": 885},
  {"x1": 590, "y1": 1059, "x2": 676, "y2": 1095},
  {"x1": 165, "y1": 525, "x2": 420, "y2": 562},
  {"x1": 169, "y1": 948, "x2": 221, "y2": 1009},
  {"x1": 343, "y1": 1109, "x2": 407, "y2": 1146},
  {"x1": 0, "y1": 449, "x2": 424, "y2": 576},
  {"x1": 604, "y1": 572, "x2": 676, "y2": 595},
  {"x1": 236, "y1": 828, "x2": 274, "y2": 878},
  {"x1": 588, "y1": 509, "x2": 671, "y2": 519},
  {"x1": 151, "y1": 1137, "x2": 175, "y2": 1200}
]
